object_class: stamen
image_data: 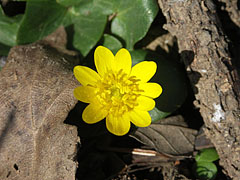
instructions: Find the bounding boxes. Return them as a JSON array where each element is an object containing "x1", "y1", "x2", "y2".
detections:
[{"x1": 95, "y1": 70, "x2": 143, "y2": 116}]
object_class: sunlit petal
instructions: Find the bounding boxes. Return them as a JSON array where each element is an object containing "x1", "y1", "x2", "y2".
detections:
[
  {"x1": 74, "y1": 66, "x2": 100, "y2": 86},
  {"x1": 106, "y1": 114, "x2": 131, "y2": 136},
  {"x1": 94, "y1": 46, "x2": 115, "y2": 77},
  {"x1": 73, "y1": 86, "x2": 96, "y2": 103},
  {"x1": 73, "y1": 46, "x2": 162, "y2": 136},
  {"x1": 139, "y1": 83, "x2": 162, "y2": 98},
  {"x1": 128, "y1": 110, "x2": 151, "y2": 127},
  {"x1": 130, "y1": 61, "x2": 157, "y2": 82},
  {"x1": 114, "y1": 48, "x2": 132, "y2": 75},
  {"x1": 82, "y1": 103, "x2": 108, "y2": 124},
  {"x1": 135, "y1": 96, "x2": 155, "y2": 111}
]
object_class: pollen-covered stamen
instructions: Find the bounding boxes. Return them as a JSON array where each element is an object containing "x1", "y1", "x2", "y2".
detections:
[{"x1": 95, "y1": 70, "x2": 143, "y2": 116}]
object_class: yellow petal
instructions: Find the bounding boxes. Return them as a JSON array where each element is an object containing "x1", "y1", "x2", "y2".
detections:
[
  {"x1": 94, "y1": 46, "x2": 115, "y2": 77},
  {"x1": 130, "y1": 61, "x2": 157, "y2": 82},
  {"x1": 135, "y1": 96, "x2": 155, "y2": 111},
  {"x1": 128, "y1": 110, "x2": 151, "y2": 127},
  {"x1": 82, "y1": 103, "x2": 108, "y2": 124},
  {"x1": 114, "y1": 48, "x2": 132, "y2": 75},
  {"x1": 73, "y1": 86, "x2": 96, "y2": 103},
  {"x1": 139, "y1": 83, "x2": 163, "y2": 98},
  {"x1": 106, "y1": 114, "x2": 131, "y2": 136},
  {"x1": 74, "y1": 66, "x2": 100, "y2": 86}
]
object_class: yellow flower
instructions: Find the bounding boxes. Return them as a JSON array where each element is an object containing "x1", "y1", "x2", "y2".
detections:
[{"x1": 73, "y1": 46, "x2": 162, "y2": 136}]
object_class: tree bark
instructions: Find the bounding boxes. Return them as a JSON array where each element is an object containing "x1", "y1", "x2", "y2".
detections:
[
  {"x1": 218, "y1": 0, "x2": 240, "y2": 27},
  {"x1": 158, "y1": 0, "x2": 240, "y2": 178}
]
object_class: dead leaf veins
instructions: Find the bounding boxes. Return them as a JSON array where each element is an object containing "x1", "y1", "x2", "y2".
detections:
[{"x1": 0, "y1": 42, "x2": 79, "y2": 180}]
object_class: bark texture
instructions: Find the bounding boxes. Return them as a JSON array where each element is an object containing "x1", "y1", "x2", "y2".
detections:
[
  {"x1": 218, "y1": 0, "x2": 240, "y2": 27},
  {"x1": 158, "y1": 0, "x2": 240, "y2": 178}
]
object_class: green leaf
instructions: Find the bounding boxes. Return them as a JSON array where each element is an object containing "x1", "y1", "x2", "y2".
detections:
[
  {"x1": 56, "y1": 0, "x2": 83, "y2": 7},
  {"x1": 195, "y1": 162, "x2": 217, "y2": 180},
  {"x1": 149, "y1": 107, "x2": 170, "y2": 123},
  {"x1": 17, "y1": 0, "x2": 66, "y2": 44},
  {"x1": 0, "y1": 43, "x2": 11, "y2": 56},
  {"x1": 0, "y1": 8, "x2": 22, "y2": 46},
  {"x1": 111, "y1": 0, "x2": 158, "y2": 50},
  {"x1": 102, "y1": 34, "x2": 122, "y2": 54},
  {"x1": 131, "y1": 49, "x2": 188, "y2": 114},
  {"x1": 195, "y1": 148, "x2": 219, "y2": 163},
  {"x1": 91, "y1": 0, "x2": 116, "y2": 15},
  {"x1": 63, "y1": 0, "x2": 158, "y2": 56},
  {"x1": 63, "y1": 1, "x2": 107, "y2": 56},
  {"x1": 131, "y1": 49, "x2": 148, "y2": 66}
]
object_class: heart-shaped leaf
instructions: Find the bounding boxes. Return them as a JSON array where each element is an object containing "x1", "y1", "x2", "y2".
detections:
[
  {"x1": 111, "y1": 0, "x2": 158, "y2": 50},
  {"x1": 17, "y1": 0, "x2": 66, "y2": 44},
  {"x1": 1, "y1": 0, "x2": 159, "y2": 58},
  {"x1": 0, "y1": 40, "x2": 79, "y2": 179},
  {"x1": 63, "y1": 1, "x2": 107, "y2": 56},
  {"x1": 101, "y1": 34, "x2": 122, "y2": 54},
  {"x1": 0, "y1": 8, "x2": 22, "y2": 46},
  {"x1": 195, "y1": 148, "x2": 219, "y2": 163},
  {"x1": 194, "y1": 162, "x2": 217, "y2": 180}
]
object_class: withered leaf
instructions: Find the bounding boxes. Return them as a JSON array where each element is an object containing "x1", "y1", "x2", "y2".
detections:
[
  {"x1": 195, "y1": 125, "x2": 214, "y2": 150},
  {"x1": 130, "y1": 115, "x2": 197, "y2": 156},
  {"x1": 0, "y1": 42, "x2": 79, "y2": 180}
]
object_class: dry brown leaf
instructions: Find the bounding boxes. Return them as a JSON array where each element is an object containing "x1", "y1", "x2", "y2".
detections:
[
  {"x1": 130, "y1": 115, "x2": 197, "y2": 156},
  {"x1": 0, "y1": 42, "x2": 79, "y2": 180},
  {"x1": 195, "y1": 125, "x2": 214, "y2": 150}
]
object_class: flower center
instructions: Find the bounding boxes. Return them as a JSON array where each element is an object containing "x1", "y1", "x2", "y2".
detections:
[
  {"x1": 111, "y1": 86, "x2": 122, "y2": 98},
  {"x1": 95, "y1": 69, "x2": 143, "y2": 116}
]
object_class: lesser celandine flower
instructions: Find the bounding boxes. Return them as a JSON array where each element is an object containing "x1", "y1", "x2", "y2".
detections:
[{"x1": 73, "y1": 46, "x2": 162, "y2": 136}]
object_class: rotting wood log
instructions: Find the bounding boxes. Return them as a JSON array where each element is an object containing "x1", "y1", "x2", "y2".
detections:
[{"x1": 158, "y1": 0, "x2": 240, "y2": 178}]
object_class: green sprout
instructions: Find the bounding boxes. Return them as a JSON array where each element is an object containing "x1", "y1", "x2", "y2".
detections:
[{"x1": 194, "y1": 148, "x2": 219, "y2": 180}]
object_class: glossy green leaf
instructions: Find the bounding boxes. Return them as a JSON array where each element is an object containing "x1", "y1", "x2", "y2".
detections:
[
  {"x1": 131, "y1": 49, "x2": 148, "y2": 66},
  {"x1": 111, "y1": 0, "x2": 158, "y2": 50},
  {"x1": 195, "y1": 148, "x2": 219, "y2": 163},
  {"x1": 131, "y1": 49, "x2": 188, "y2": 114},
  {"x1": 17, "y1": 0, "x2": 66, "y2": 44},
  {"x1": 63, "y1": 1, "x2": 107, "y2": 56},
  {"x1": 149, "y1": 107, "x2": 170, "y2": 123},
  {"x1": 91, "y1": 0, "x2": 116, "y2": 15},
  {"x1": 102, "y1": 34, "x2": 122, "y2": 54},
  {"x1": 195, "y1": 162, "x2": 217, "y2": 180},
  {"x1": 56, "y1": 0, "x2": 83, "y2": 7},
  {"x1": 0, "y1": 8, "x2": 22, "y2": 46}
]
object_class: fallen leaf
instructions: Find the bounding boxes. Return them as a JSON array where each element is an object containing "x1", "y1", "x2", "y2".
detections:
[
  {"x1": 0, "y1": 41, "x2": 79, "y2": 180},
  {"x1": 130, "y1": 115, "x2": 197, "y2": 156},
  {"x1": 195, "y1": 125, "x2": 214, "y2": 150}
]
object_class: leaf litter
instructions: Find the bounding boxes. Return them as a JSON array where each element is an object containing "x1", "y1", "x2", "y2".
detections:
[{"x1": 0, "y1": 27, "x2": 79, "y2": 180}]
